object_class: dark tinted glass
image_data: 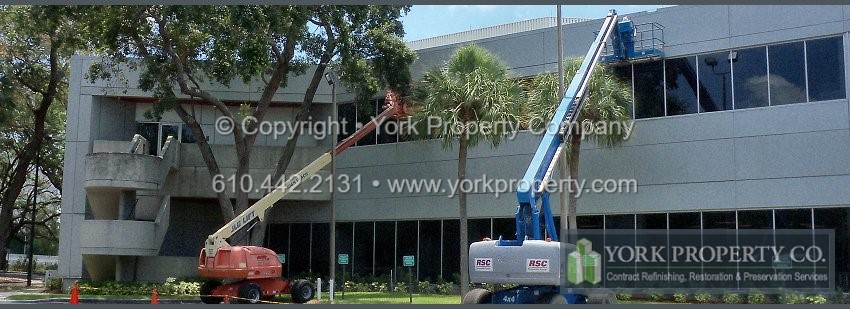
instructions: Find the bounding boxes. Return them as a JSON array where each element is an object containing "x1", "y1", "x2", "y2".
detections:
[
  {"x1": 775, "y1": 208, "x2": 813, "y2": 229},
  {"x1": 136, "y1": 122, "x2": 159, "y2": 155},
  {"x1": 441, "y1": 220, "x2": 460, "y2": 280},
  {"x1": 289, "y1": 223, "x2": 311, "y2": 276},
  {"x1": 807, "y1": 36, "x2": 846, "y2": 101},
  {"x1": 768, "y1": 42, "x2": 807, "y2": 105},
  {"x1": 633, "y1": 60, "x2": 665, "y2": 118},
  {"x1": 418, "y1": 220, "x2": 441, "y2": 281},
  {"x1": 266, "y1": 224, "x2": 290, "y2": 276},
  {"x1": 737, "y1": 210, "x2": 772, "y2": 229},
  {"x1": 665, "y1": 57, "x2": 699, "y2": 115},
  {"x1": 732, "y1": 47, "x2": 769, "y2": 109},
  {"x1": 605, "y1": 214, "x2": 635, "y2": 229},
  {"x1": 577, "y1": 215, "x2": 604, "y2": 229},
  {"x1": 353, "y1": 222, "x2": 374, "y2": 275},
  {"x1": 669, "y1": 212, "x2": 701, "y2": 229},
  {"x1": 814, "y1": 208, "x2": 850, "y2": 276},
  {"x1": 702, "y1": 211, "x2": 736, "y2": 229},
  {"x1": 311, "y1": 223, "x2": 330, "y2": 277},
  {"x1": 611, "y1": 64, "x2": 634, "y2": 117},
  {"x1": 338, "y1": 103, "x2": 356, "y2": 142},
  {"x1": 374, "y1": 221, "x2": 395, "y2": 276},
  {"x1": 356, "y1": 100, "x2": 377, "y2": 146},
  {"x1": 636, "y1": 213, "x2": 667, "y2": 229},
  {"x1": 698, "y1": 52, "x2": 733, "y2": 112},
  {"x1": 335, "y1": 222, "x2": 354, "y2": 276},
  {"x1": 468, "y1": 219, "x2": 491, "y2": 245}
]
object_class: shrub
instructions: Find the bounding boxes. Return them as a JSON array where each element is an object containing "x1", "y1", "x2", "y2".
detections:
[
  {"x1": 806, "y1": 294, "x2": 827, "y2": 304},
  {"x1": 723, "y1": 293, "x2": 741, "y2": 304},
  {"x1": 649, "y1": 291, "x2": 664, "y2": 301},
  {"x1": 747, "y1": 292, "x2": 765, "y2": 304},
  {"x1": 779, "y1": 293, "x2": 806, "y2": 304},
  {"x1": 616, "y1": 293, "x2": 632, "y2": 301},
  {"x1": 369, "y1": 281, "x2": 387, "y2": 293},
  {"x1": 47, "y1": 278, "x2": 62, "y2": 291},
  {"x1": 393, "y1": 281, "x2": 408, "y2": 293},
  {"x1": 673, "y1": 293, "x2": 688, "y2": 303},
  {"x1": 694, "y1": 292, "x2": 711, "y2": 304},
  {"x1": 417, "y1": 281, "x2": 432, "y2": 293},
  {"x1": 436, "y1": 282, "x2": 454, "y2": 295}
]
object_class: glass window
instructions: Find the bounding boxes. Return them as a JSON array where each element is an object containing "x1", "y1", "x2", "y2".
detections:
[
  {"x1": 467, "y1": 219, "x2": 491, "y2": 245},
  {"x1": 702, "y1": 211, "x2": 736, "y2": 229},
  {"x1": 356, "y1": 100, "x2": 377, "y2": 146},
  {"x1": 492, "y1": 218, "x2": 516, "y2": 240},
  {"x1": 353, "y1": 222, "x2": 374, "y2": 275},
  {"x1": 610, "y1": 64, "x2": 634, "y2": 117},
  {"x1": 669, "y1": 212, "x2": 700, "y2": 229},
  {"x1": 376, "y1": 98, "x2": 398, "y2": 144},
  {"x1": 374, "y1": 221, "x2": 395, "y2": 276},
  {"x1": 733, "y1": 47, "x2": 769, "y2": 109},
  {"x1": 136, "y1": 122, "x2": 159, "y2": 155},
  {"x1": 807, "y1": 36, "x2": 846, "y2": 101},
  {"x1": 665, "y1": 57, "x2": 699, "y2": 115},
  {"x1": 814, "y1": 208, "x2": 850, "y2": 276},
  {"x1": 338, "y1": 103, "x2": 357, "y2": 142},
  {"x1": 577, "y1": 215, "x2": 604, "y2": 229},
  {"x1": 775, "y1": 208, "x2": 813, "y2": 229},
  {"x1": 737, "y1": 210, "x2": 773, "y2": 229},
  {"x1": 441, "y1": 220, "x2": 460, "y2": 280},
  {"x1": 396, "y1": 221, "x2": 417, "y2": 278},
  {"x1": 633, "y1": 60, "x2": 665, "y2": 118},
  {"x1": 311, "y1": 223, "x2": 330, "y2": 277},
  {"x1": 636, "y1": 213, "x2": 667, "y2": 229},
  {"x1": 768, "y1": 42, "x2": 807, "y2": 105},
  {"x1": 289, "y1": 223, "x2": 311, "y2": 277},
  {"x1": 605, "y1": 214, "x2": 635, "y2": 229},
  {"x1": 418, "y1": 220, "x2": 441, "y2": 281},
  {"x1": 180, "y1": 124, "x2": 197, "y2": 143},
  {"x1": 266, "y1": 224, "x2": 290, "y2": 276},
  {"x1": 335, "y1": 222, "x2": 353, "y2": 277},
  {"x1": 160, "y1": 124, "x2": 179, "y2": 148},
  {"x1": 698, "y1": 52, "x2": 733, "y2": 112}
]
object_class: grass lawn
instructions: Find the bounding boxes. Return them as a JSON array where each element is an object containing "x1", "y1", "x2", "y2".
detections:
[{"x1": 315, "y1": 292, "x2": 461, "y2": 304}]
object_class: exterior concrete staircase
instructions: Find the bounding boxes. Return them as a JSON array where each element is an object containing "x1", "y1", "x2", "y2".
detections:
[{"x1": 80, "y1": 135, "x2": 179, "y2": 281}]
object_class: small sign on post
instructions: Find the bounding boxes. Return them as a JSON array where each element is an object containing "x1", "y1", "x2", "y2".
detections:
[
  {"x1": 403, "y1": 255, "x2": 415, "y2": 303},
  {"x1": 276, "y1": 254, "x2": 286, "y2": 264},
  {"x1": 338, "y1": 254, "x2": 349, "y2": 299}
]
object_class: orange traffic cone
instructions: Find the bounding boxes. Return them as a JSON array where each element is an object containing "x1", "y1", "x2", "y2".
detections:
[
  {"x1": 150, "y1": 288, "x2": 159, "y2": 304},
  {"x1": 69, "y1": 282, "x2": 80, "y2": 304}
]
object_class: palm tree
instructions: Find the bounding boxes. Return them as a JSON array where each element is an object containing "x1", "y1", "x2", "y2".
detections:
[
  {"x1": 409, "y1": 45, "x2": 522, "y2": 298},
  {"x1": 526, "y1": 58, "x2": 632, "y2": 239}
]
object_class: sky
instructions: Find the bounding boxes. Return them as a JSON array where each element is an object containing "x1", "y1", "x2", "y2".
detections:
[{"x1": 401, "y1": 5, "x2": 669, "y2": 42}]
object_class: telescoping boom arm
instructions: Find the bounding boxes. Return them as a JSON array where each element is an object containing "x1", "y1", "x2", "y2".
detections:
[
  {"x1": 204, "y1": 92, "x2": 404, "y2": 257},
  {"x1": 513, "y1": 11, "x2": 619, "y2": 243}
]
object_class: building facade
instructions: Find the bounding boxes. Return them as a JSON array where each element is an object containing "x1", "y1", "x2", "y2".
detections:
[{"x1": 59, "y1": 5, "x2": 850, "y2": 289}]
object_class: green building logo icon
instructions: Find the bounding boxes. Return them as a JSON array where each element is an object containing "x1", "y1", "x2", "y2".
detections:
[{"x1": 567, "y1": 238, "x2": 602, "y2": 285}]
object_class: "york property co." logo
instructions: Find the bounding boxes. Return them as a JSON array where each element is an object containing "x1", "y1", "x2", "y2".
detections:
[{"x1": 567, "y1": 238, "x2": 602, "y2": 285}]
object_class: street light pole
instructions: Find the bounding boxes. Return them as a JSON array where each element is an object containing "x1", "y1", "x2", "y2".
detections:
[
  {"x1": 556, "y1": 5, "x2": 571, "y2": 241},
  {"x1": 324, "y1": 71, "x2": 337, "y2": 297}
]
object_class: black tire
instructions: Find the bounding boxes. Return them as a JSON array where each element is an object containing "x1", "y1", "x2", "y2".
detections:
[
  {"x1": 462, "y1": 288, "x2": 493, "y2": 304},
  {"x1": 539, "y1": 293, "x2": 568, "y2": 304},
  {"x1": 290, "y1": 279, "x2": 315, "y2": 304},
  {"x1": 237, "y1": 282, "x2": 263, "y2": 304},
  {"x1": 586, "y1": 289, "x2": 618, "y2": 304},
  {"x1": 199, "y1": 281, "x2": 223, "y2": 304}
]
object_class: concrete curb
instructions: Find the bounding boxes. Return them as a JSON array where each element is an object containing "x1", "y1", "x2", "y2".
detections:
[{"x1": 7, "y1": 298, "x2": 201, "y2": 304}]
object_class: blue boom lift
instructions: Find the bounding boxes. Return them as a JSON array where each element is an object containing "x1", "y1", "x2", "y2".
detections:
[{"x1": 463, "y1": 10, "x2": 663, "y2": 304}]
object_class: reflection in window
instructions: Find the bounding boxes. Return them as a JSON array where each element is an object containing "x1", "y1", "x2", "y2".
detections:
[
  {"x1": 768, "y1": 42, "x2": 807, "y2": 105},
  {"x1": 698, "y1": 52, "x2": 733, "y2": 112},
  {"x1": 136, "y1": 122, "x2": 159, "y2": 155},
  {"x1": 633, "y1": 61, "x2": 665, "y2": 118},
  {"x1": 665, "y1": 57, "x2": 699, "y2": 115},
  {"x1": 733, "y1": 47, "x2": 768, "y2": 109},
  {"x1": 807, "y1": 36, "x2": 846, "y2": 101}
]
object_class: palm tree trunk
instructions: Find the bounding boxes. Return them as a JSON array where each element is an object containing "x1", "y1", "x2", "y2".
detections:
[
  {"x1": 567, "y1": 132, "x2": 582, "y2": 243},
  {"x1": 458, "y1": 134, "x2": 470, "y2": 299}
]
